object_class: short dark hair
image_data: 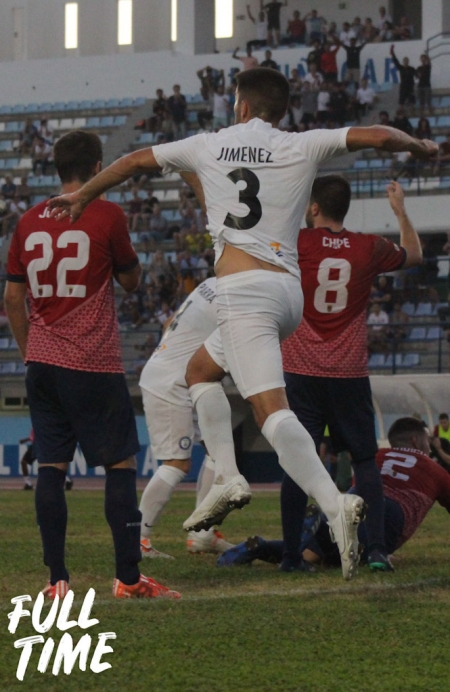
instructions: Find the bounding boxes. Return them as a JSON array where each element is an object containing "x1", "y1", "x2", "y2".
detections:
[
  {"x1": 235, "y1": 68, "x2": 289, "y2": 122},
  {"x1": 388, "y1": 417, "x2": 427, "y2": 447},
  {"x1": 439, "y1": 413, "x2": 449, "y2": 420},
  {"x1": 53, "y1": 130, "x2": 103, "y2": 184},
  {"x1": 309, "y1": 175, "x2": 351, "y2": 222}
]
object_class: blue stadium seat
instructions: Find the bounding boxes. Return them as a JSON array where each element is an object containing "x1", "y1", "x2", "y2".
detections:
[
  {"x1": 440, "y1": 96, "x2": 450, "y2": 108},
  {"x1": 113, "y1": 115, "x2": 127, "y2": 126},
  {"x1": 134, "y1": 97, "x2": 146, "y2": 107},
  {"x1": 16, "y1": 362, "x2": 26, "y2": 375},
  {"x1": 432, "y1": 96, "x2": 441, "y2": 108},
  {"x1": 187, "y1": 111, "x2": 198, "y2": 123},
  {"x1": 86, "y1": 117, "x2": 100, "y2": 127},
  {"x1": 368, "y1": 354, "x2": 385, "y2": 368},
  {"x1": 5, "y1": 158, "x2": 19, "y2": 168},
  {"x1": 79, "y1": 100, "x2": 93, "y2": 109},
  {"x1": 99, "y1": 116, "x2": 114, "y2": 127},
  {"x1": 426, "y1": 327, "x2": 441, "y2": 340},
  {"x1": 30, "y1": 194, "x2": 48, "y2": 205},
  {"x1": 92, "y1": 100, "x2": 107, "y2": 109},
  {"x1": 401, "y1": 353, "x2": 420, "y2": 367},
  {"x1": 27, "y1": 175, "x2": 40, "y2": 186},
  {"x1": 51, "y1": 102, "x2": 66, "y2": 111},
  {"x1": 38, "y1": 103, "x2": 53, "y2": 112},
  {"x1": 129, "y1": 232, "x2": 138, "y2": 244},
  {"x1": 0, "y1": 105, "x2": 12, "y2": 114},
  {"x1": 11, "y1": 104, "x2": 26, "y2": 114},
  {"x1": 369, "y1": 159, "x2": 384, "y2": 168},
  {"x1": 0, "y1": 160, "x2": 6, "y2": 170},
  {"x1": 0, "y1": 141, "x2": 13, "y2": 152},
  {"x1": 119, "y1": 98, "x2": 133, "y2": 108},
  {"x1": 106, "y1": 99, "x2": 120, "y2": 108},
  {"x1": 401, "y1": 302, "x2": 416, "y2": 316},
  {"x1": 438, "y1": 115, "x2": 450, "y2": 127},
  {"x1": 0, "y1": 338, "x2": 9, "y2": 350},
  {"x1": 409, "y1": 117, "x2": 419, "y2": 129},
  {"x1": 41, "y1": 175, "x2": 54, "y2": 186},
  {"x1": 106, "y1": 191, "x2": 122, "y2": 203},
  {"x1": 385, "y1": 354, "x2": 403, "y2": 368},
  {"x1": 5, "y1": 122, "x2": 21, "y2": 132},
  {"x1": 427, "y1": 116, "x2": 437, "y2": 127},
  {"x1": 25, "y1": 103, "x2": 39, "y2": 113},
  {"x1": 408, "y1": 327, "x2": 426, "y2": 340},
  {"x1": 137, "y1": 132, "x2": 154, "y2": 144},
  {"x1": 414, "y1": 303, "x2": 432, "y2": 317},
  {"x1": 354, "y1": 159, "x2": 368, "y2": 169}
]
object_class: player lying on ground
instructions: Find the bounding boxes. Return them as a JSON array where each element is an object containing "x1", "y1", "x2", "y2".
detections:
[
  {"x1": 278, "y1": 176, "x2": 422, "y2": 573},
  {"x1": 4, "y1": 131, "x2": 179, "y2": 600},
  {"x1": 48, "y1": 69, "x2": 437, "y2": 580},
  {"x1": 218, "y1": 417, "x2": 450, "y2": 569},
  {"x1": 139, "y1": 276, "x2": 234, "y2": 558}
]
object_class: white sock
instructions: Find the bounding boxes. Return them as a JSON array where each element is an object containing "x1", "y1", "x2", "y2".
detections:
[
  {"x1": 196, "y1": 454, "x2": 215, "y2": 507},
  {"x1": 262, "y1": 410, "x2": 340, "y2": 522},
  {"x1": 189, "y1": 382, "x2": 240, "y2": 483},
  {"x1": 139, "y1": 464, "x2": 186, "y2": 538}
]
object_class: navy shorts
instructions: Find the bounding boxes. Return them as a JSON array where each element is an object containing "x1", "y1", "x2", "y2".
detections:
[
  {"x1": 26, "y1": 362, "x2": 140, "y2": 467},
  {"x1": 284, "y1": 373, "x2": 378, "y2": 461}
]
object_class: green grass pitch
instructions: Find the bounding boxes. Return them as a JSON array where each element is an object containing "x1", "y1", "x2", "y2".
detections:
[{"x1": 0, "y1": 489, "x2": 449, "y2": 692}]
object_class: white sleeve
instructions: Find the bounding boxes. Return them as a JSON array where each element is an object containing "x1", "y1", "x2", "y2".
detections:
[
  {"x1": 296, "y1": 127, "x2": 350, "y2": 164},
  {"x1": 152, "y1": 134, "x2": 203, "y2": 175}
]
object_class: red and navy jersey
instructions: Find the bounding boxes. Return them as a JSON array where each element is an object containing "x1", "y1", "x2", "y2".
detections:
[
  {"x1": 377, "y1": 446, "x2": 450, "y2": 547},
  {"x1": 282, "y1": 228, "x2": 405, "y2": 377},
  {"x1": 7, "y1": 199, "x2": 138, "y2": 373}
]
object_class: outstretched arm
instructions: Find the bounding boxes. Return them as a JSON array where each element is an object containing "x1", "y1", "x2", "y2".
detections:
[
  {"x1": 386, "y1": 181, "x2": 422, "y2": 268},
  {"x1": 47, "y1": 148, "x2": 162, "y2": 221},
  {"x1": 347, "y1": 126, "x2": 438, "y2": 159},
  {"x1": 247, "y1": 4, "x2": 255, "y2": 22}
]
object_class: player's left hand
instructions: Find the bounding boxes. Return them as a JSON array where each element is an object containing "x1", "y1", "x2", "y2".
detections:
[
  {"x1": 386, "y1": 180, "x2": 405, "y2": 215},
  {"x1": 47, "y1": 191, "x2": 85, "y2": 222}
]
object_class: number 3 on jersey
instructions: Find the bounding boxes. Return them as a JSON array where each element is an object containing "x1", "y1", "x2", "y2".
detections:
[
  {"x1": 26, "y1": 230, "x2": 90, "y2": 299},
  {"x1": 314, "y1": 258, "x2": 352, "y2": 314}
]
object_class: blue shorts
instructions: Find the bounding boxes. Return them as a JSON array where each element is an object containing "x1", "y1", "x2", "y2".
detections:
[
  {"x1": 26, "y1": 362, "x2": 140, "y2": 467},
  {"x1": 284, "y1": 373, "x2": 378, "y2": 462}
]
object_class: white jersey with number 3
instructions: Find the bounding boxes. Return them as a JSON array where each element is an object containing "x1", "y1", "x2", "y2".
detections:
[
  {"x1": 139, "y1": 278, "x2": 217, "y2": 406},
  {"x1": 152, "y1": 120, "x2": 350, "y2": 279}
]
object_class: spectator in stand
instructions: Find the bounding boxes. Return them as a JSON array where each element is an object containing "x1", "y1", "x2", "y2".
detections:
[
  {"x1": 434, "y1": 414, "x2": 450, "y2": 455},
  {"x1": 367, "y1": 303, "x2": 389, "y2": 352},
  {"x1": 378, "y1": 110, "x2": 393, "y2": 126},
  {"x1": 305, "y1": 10, "x2": 326, "y2": 45},
  {"x1": 37, "y1": 119, "x2": 54, "y2": 145},
  {"x1": 393, "y1": 16, "x2": 413, "y2": 41},
  {"x1": 31, "y1": 136, "x2": 53, "y2": 175},
  {"x1": 167, "y1": 85, "x2": 187, "y2": 141},
  {"x1": 342, "y1": 37, "x2": 366, "y2": 84},
  {"x1": 376, "y1": 6, "x2": 392, "y2": 32},
  {"x1": 329, "y1": 82, "x2": 349, "y2": 127},
  {"x1": 148, "y1": 203, "x2": 168, "y2": 242},
  {"x1": 16, "y1": 175, "x2": 31, "y2": 204},
  {"x1": 290, "y1": 95, "x2": 303, "y2": 127},
  {"x1": 19, "y1": 118, "x2": 38, "y2": 155},
  {"x1": 7, "y1": 195, "x2": 27, "y2": 234},
  {"x1": 278, "y1": 106, "x2": 295, "y2": 132},
  {"x1": 307, "y1": 40, "x2": 323, "y2": 70},
  {"x1": 339, "y1": 22, "x2": 355, "y2": 46},
  {"x1": 316, "y1": 83, "x2": 331, "y2": 125},
  {"x1": 390, "y1": 45, "x2": 416, "y2": 110},
  {"x1": 416, "y1": 54, "x2": 433, "y2": 116},
  {"x1": 362, "y1": 18, "x2": 377, "y2": 43},
  {"x1": 304, "y1": 63, "x2": 323, "y2": 90},
  {"x1": 2, "y1": 175, "x2": 16, "y2": 200},
  {"x1": 232, "y1": 46, "x2": 259, "y2": 71},
  {"x1": 433, "y1": 134, "x2": 450, "y2": 176},
  {"x1": 128, "y1": 187, "x2": 149, "y2": 232},
  {"x1": 415, "y1": 117, "x2": 432, "y2": 141},
  {"x1": 288, "y1": 68, "x2": 302, "y2": 95},
  {"x1": 351, "y1": 17, "x2": 364, "y2": 43},
  {"x1": 179, "y1": 197, "x2": 198, "y2": 231},
  {"x1": 260, "y1": 49, "x2": 278, "y2": 70},
  {"x1": 147, "y1": 249, "x2": 170, "y2": 282},
  {"x1": 151, "y1": 89, "x2": 167, "y2": 132},
  {"x1": 156, "y1": 301, "x2": 173, "y2": 327},
  {"x1": 387, "y1": 302, "x2": 409, "y2": 345},
  {"x1": 261, "y1": 1, "x2": 288, "y2": 47},
  {"x1": 196, "y1": 67, "x2": 223, "y2": 131},
  {"x1": 212, "y1": 84, "x2": 230, "y2": 129},
  {"x1": 355, "y1": 78, "x2": 377, "y2": 121},
  {"x1": 370, "y1": 275, "x2": 393, "y2": 313},
  {"x1": 300, "y1": 82, "x2": 318, "y2": 126},
  {"x1": 375, "y1": 21, "x2": 394, "y2": 43},
  {"x1": 326, "y1": 22, "x2": 339, "y2": 44},
  {"x1": 393, "y1": 107, "x2": 413, "y2": 135},
  {"x1": 227, "y1": 80, "x2": 237, "y2": 125},
  {"x1": 284, "y1": 10, "x2": 306, "y2": 44},
  {"x1": 246, "y1": 4, "x2": 268, "y2": 51},
  {"x1": 320, "y1": 41, "x2": 340, "y2": 82}
]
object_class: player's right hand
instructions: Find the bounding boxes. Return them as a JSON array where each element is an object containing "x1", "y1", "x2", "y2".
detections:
[
  {"x1": 415, "y1": 139, "x2": 439, "y2": 160},
  {"x1": 386, "y1": 180, "x2": 405, "y2": 215},
  {"x1": 47, "y1": 192, "x2": 85, "y2": 223}
]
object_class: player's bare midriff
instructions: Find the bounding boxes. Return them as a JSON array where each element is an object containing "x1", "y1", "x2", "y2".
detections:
[{"x1": 215, "y1": 243, "x2": 289, "y2": 278}]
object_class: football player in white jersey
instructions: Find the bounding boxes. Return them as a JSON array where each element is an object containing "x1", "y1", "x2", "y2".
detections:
[
  {"x1": 49, "y1": 69, "x2": 437, "y2": 579},
  {"x1": 139, "y1": 277, "x2": 233, "y2": 558}
]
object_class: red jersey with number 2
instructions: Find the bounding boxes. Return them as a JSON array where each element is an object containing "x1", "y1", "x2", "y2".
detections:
[
  {"x1": 282, "y1": 228, "x2": 405, "y2": 377},
  {"x1": 6, "y1": 199, "x2": 138, "y2": 373},
  {"x1": 376, "y1": 446, "x2": 450, "y2": 547}
]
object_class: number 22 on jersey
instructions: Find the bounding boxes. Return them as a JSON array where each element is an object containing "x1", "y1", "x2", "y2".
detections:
[
  {"x1": 313, "y1": 258, "x2": 352, "y2": 314},
  {"x1": 25, "y1": 230, "x2": 90, "y2": 299}
]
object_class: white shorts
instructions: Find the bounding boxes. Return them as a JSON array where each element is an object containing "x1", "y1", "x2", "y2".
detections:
[
  {"x1": 205, "y1": 270, "x2": 303, "y2": 399},
  {"x1": 142, "y1": 389, "x2": 200, "y2": 461}
]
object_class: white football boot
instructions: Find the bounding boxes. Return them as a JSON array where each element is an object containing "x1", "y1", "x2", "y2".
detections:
[
  {"x1": 187, "y1": 528, "x2": 235, "y2": 554},
  {"x1": 328, "y1": 494, "x2": 367, "y2": 581},
  {"x1": 183, "y1": 474, "x2": 251, "y2": 532},
  {"x1": 140, "y1": 537, "x2": 175, "y2": 559}
]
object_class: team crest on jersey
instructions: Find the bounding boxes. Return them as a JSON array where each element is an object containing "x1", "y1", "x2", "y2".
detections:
[
  {"x1": 179, "y1": 436, "x2": 192, "y2": 451},
  {"x1": 270, "y1": 242, "x2": 283, "y2": 257}
]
